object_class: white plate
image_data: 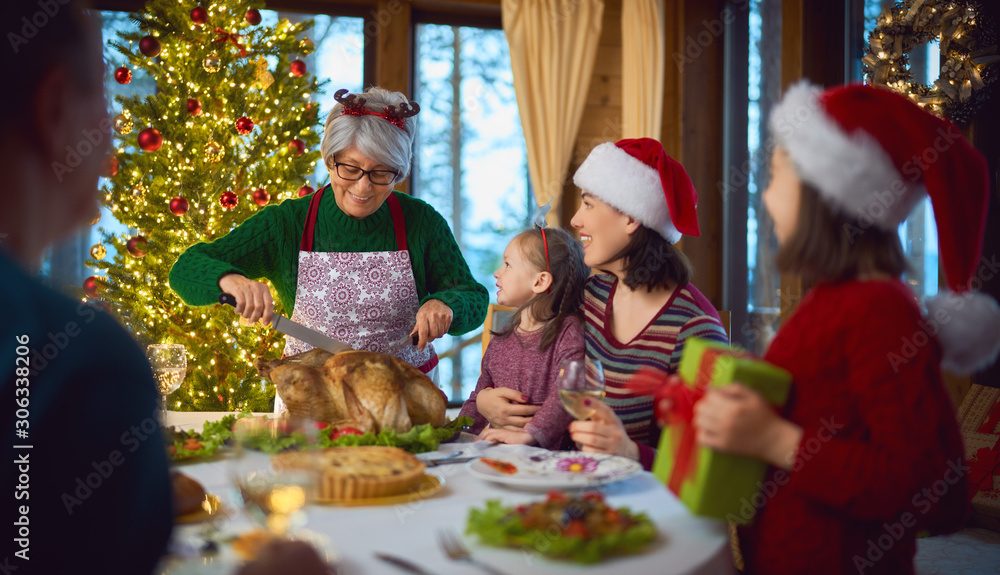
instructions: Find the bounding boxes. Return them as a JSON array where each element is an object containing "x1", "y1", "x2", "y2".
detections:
[{"x1": 467, "y1": 450, "x2": 642, "y2": 491}]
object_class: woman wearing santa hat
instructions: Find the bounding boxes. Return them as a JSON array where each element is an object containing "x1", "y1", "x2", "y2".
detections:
[
  {"x1": 477, "y1": 137, "x2": 729, "y2": 468},
  {"x1": 694, "y1": 82, "x2": 998, "y2": 574},
  {"x1": 567, "y1": 138, "x2": 730, "y2": 468}
]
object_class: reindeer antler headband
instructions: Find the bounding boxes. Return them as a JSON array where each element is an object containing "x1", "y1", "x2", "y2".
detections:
[{"x1": 334, "y1": 89, "x2": 420, "y2": 130}]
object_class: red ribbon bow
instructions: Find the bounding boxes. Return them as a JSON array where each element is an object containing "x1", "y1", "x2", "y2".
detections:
[
  {"x1": 969, "y1": 442, "x2": 1000, "y2": 493},
  {"x1": 627, "y1": 356, "x2": 721, "y2": 495},
  {"x1": 214, "y1": 27, "x2": 248, "y2": 57},
  {"x1": 627, "y1": 347, "x2": 758, "y2": 495}
]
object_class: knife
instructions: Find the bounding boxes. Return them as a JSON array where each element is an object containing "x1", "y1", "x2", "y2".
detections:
[
  {"x1": 219, "y1": 292, "x2": 353, "y2": 354},
  {"x1": 374, "y1": 552, "x2": 436, "y2": 575}
]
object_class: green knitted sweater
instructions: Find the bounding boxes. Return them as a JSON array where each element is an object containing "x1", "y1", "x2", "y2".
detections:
[{"x1": 168, "y1": 190, "x2": 488, "y2": 335}]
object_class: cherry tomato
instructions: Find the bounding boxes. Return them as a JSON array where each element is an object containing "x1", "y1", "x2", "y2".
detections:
[
  {"x1": 546, "y1": 490, "x2": 568, "y2": 503},
  {"x1": 582, "y1": 491, "x2": 604, "y2": 503},
  {"x1": 564, "y1": 519, "x2": 589, "y2": 538},
  {"x1": 332, "y1": 426, "x2": 364, "y2": 440}
]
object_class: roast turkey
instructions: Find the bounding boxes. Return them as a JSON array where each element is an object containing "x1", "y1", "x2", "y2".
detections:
[{"x1": 256, "y1": 349, "x2": 447, "y2": 434}]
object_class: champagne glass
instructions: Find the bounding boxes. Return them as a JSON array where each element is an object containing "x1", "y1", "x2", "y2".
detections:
[
  {"x1": 558, "y1": 358, "x2": 605, "y2": 420},
  {"x1": 147, "y1": 344, "x2": 187, "y2": 420},
  {"x1": 231, "y1": 417, "x2": 319, "y2": 538}
]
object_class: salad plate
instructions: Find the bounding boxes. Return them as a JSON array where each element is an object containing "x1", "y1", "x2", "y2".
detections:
[{"x1": 467, "y1": 451, "x2": 641, "y2": 490}]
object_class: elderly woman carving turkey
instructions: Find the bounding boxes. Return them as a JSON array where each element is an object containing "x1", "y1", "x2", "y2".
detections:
[{"x1": 170, "y1": 87, "x2": 487, "y2": 413}]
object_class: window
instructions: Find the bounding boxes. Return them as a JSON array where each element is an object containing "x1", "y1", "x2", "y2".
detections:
[
  {"x1": 737, "y1": 0, "x2": 783, "y2": 354},
  {"x1": 731, "y1": 0, "x2": 940, "y2": 354},
  {"x1": 861, "y1": 0, "x2": 940, "y2": 299},
  {"x1": 412, "y1": 23, "x2": 530, "y2": 403},
  {"x1": 41, "y1": 9, "x2": 364, "y2": 291}
]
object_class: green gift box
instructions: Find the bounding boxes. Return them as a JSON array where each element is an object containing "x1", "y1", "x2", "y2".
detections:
[{"x1": 650, "y1": 337, "x2": 791, "y2": 523}]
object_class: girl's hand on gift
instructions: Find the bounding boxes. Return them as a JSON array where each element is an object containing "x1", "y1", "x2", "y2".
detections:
[
  {"x1": 694, "y1": 383, "x2": 802, "y2": 470},
  {"x1": 476, "y1": 387, "x2": 540, "y2": 429},
  {"x1": 569, "y1": 399, "x2": 640, "y2": 461},
  {"x1": 478, "y1": 427, "x2": 537, "y2": 445}
]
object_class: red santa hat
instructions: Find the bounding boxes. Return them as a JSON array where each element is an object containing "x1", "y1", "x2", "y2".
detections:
[
  {"x1": 770, "y1": 82, "x2": 1000, "y2": 374},
  {"x1": 572, "y1": 138, "x2": 700, "y2": 243}
]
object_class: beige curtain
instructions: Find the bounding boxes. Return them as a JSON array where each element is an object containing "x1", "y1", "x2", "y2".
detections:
[
  {"x1": 621, "y1": 0, "x2": 665, "y2": 140},
  {"x1": 503, "y1": 0, "x2": 604, "y2": 226}
]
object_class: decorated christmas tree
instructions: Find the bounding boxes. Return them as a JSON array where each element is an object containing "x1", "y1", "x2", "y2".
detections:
[{"x1": 87, "y1": 0, "x2": 323, "y2": 411}]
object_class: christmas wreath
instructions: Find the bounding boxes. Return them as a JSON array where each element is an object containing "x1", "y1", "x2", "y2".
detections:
[{"x1": 862, "y1": 0, "x2": 999, "y2": 125}]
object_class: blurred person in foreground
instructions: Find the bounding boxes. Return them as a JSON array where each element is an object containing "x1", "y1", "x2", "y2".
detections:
[
  {"x1": 0, "y1": 0, "x2": 171, "y2": 573},
  {"x1": 0, "y1": 2, "x2": 329, "y2": 573}
]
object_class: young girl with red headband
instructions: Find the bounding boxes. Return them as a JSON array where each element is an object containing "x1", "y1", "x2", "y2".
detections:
[
  {"x1": 457, "y1": 227, "x2": 590, "y2": 449},
  {"x1": 694, "y1": 83, "x2": 999, "y2": 574}
]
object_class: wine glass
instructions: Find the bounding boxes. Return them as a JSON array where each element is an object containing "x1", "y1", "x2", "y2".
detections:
[
  {"x1": 557, "y1": 358, "x2": 605, "y2": 420},
  {"x1": 146, "y1": 343, "x2": 187, "y2": 420},
  {"x1": 231, "y1": 417, "x2": 319, "y2": 538}
]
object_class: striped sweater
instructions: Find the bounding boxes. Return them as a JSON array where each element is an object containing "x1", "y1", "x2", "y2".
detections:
[{"x1": 583, "y1": 274, "x2": 728, "y2": 469}]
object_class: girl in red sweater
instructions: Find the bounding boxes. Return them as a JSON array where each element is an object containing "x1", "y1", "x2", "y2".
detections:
[{"x1": 693, "y1": 83, "x2": 1000, "y2": 574}]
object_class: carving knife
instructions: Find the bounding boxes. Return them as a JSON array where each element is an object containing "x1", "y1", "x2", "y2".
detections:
[{"x1": 219, "y1": 292, "x2": 353, "y2": 354}]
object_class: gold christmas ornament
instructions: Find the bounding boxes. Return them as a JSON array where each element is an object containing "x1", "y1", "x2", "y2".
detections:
[
  {"x1": 204, "y1": 141, "x2": 225, "y2": 162},
  {"x1": 203, "y1": 52, "x2": 221, "y2": 73},
  {"x1": 300, "y1": 37, "x2": 314, "y2": 51},
  {"x1": 89, "y1": 244, "x2": 106, "y2": 260},
  {"x1": 131, "y1": 183, "x2": 147, "y2": 198},
  {"x1": 254, "y1": 57, "x2": 275, "y2": 90},
  {"x1": 113, "y1": 113, "x2": 134, "y2": 135}
]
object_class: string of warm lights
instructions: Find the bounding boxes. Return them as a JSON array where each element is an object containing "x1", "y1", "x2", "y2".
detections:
[
  {"x1": 82, "y1": 0, "x2": 324, "y2": 412},
  {"x1": 862, "y1": 0, "x2": 998, "y2": 126}
]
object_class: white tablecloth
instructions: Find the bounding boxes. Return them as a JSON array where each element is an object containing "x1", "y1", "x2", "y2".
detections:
[{"x1": 163, "y1": 412, "x2": 735, "y2": 575}]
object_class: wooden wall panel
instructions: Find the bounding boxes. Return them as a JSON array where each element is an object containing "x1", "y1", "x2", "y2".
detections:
[
  {"x1": 561, "y1": 0, "x2": 625, "y2": 226},
  {"x1": 676, "y1": 0, "x2": 727, "y2": 307}
]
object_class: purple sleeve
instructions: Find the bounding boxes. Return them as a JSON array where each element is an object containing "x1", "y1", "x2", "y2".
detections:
[
  {"x1": 525, "y1": 319, "x2": 585, "y2": 449},
  {"x1": 637, "y1": 442, "x2": 657, "y2": 471}
]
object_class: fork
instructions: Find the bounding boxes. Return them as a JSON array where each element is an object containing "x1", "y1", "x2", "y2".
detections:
[{"x1": 437, "y1": 530, "x2": 510, "y2": 575}]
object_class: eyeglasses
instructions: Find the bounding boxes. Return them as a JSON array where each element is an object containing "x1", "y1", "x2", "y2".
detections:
[{"x1": 327, "y1": 156, "x2": 398, "y2": 186}]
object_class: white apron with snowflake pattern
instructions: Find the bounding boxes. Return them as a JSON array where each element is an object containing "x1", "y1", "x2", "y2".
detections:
[{"x1": 275, "y1": 185, "x2": 439, "y2": 414}]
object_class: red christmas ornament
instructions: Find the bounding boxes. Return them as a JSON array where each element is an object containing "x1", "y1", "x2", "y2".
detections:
[
  {"x1": 126, "y1": 235, "x2": 148, "y2": 257},
  {"x1": 82, "y1": 276, "x2": 105, "y2": 299},
  {"x1": 220, "y1": 191, "x2": 238, "y2": 210},
  {"x1": 139, "y1": 35, "x2": 161, "y2": 57},
  {"x1": 235, "y1": 116, "x2": 254, "y2": 135},
  {"x1": 245, "y1": 8, "x2": 262, "y2": 25},
  {"x1": 290, "y1": 60, "x2": 306, "y2": 77},
  {"x1": 187, "y1": 98, "x2": 202, "y2": 116},
  {"x1": 169, "y1": 196, "x2": 189, "y2": 216},
  {"x1": 137, "y1": 128, "x2": 163, "y2": 152},
  {"x1": 103, "y1": 156, "x2": 118, "y2": 178},
  {"x1": 251, "y1": 188, "x2": 270, "y2": 206},
  {"x1": 288, "y1": 139, "x2": 305, "y2": 156},
  {"x1": 297, "y1": 185, "x2": 315, "y2": 197},
  {"x1": 114, "y1": 66, "x2": 132, "y2": 84},
  {"x1": 190, "y1": 6, "x2": 208, "y2": 25}
]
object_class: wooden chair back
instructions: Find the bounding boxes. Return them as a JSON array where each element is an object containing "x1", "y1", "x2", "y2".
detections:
[{"x1": 482, "y1": 304, "x2": 516, "y2": 355}]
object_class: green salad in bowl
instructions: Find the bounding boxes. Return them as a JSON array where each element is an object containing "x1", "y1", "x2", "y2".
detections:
[{"x1": 466, "y1": 490, "x2": 656, "y2": 564}]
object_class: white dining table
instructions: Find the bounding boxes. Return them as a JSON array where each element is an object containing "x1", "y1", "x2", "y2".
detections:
[{"x1": 161, "y1": 412, "x2": 735, "y2": 575}]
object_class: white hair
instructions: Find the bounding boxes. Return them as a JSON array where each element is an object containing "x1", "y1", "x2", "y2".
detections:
[{"x1": 320, "y1": 86, "x2": 417, "y2": 181}]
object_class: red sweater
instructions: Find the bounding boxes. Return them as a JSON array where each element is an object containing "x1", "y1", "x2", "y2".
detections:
[{"x1": 739, "y1": 279, "x2": 967, "y2": 575}]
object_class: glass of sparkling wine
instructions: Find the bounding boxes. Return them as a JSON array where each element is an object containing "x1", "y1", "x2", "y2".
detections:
[
  {"x1": 558, "y1": 359, "x2": 605, "y2": 420},
  {"x1": 146, "y1": 344, "x2": 187, "y2": 418},
  {"x1": 231, "y1": 418, "x2": 319, "y2": 538}
]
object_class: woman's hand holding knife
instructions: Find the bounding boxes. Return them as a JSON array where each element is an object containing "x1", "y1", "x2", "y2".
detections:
[
  {"x1": 219, "y1": 273, "x2": 275, "y2": 326},
  {"x1": 411, "y1": 299, "x2": 453, "y2": 351}
]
